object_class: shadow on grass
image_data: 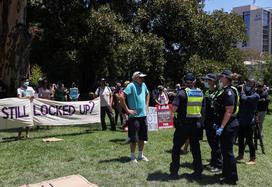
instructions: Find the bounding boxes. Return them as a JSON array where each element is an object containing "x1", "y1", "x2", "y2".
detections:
[
  {"x1": 99, "y1": 156, "x2": 131, "y2": 163},
  {"x1": 109, "y1": 138, "x2": 128, "y2": 145},
  {"x1": 146, "y1": 171, "x2": 171, "y2": 182},
  {"x1": 147, "y1": 171, "x2": 221, "y2": 185},
  {"x1": 1, "y1": 130, "x2": 95, "y2": 143}
]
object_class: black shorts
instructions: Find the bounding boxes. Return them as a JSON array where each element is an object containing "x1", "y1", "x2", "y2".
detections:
[{"x1": 128, "y1": 117, "x2": 148, "y2": 143}]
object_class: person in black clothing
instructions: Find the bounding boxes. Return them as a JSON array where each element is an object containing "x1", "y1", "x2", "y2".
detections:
[
  {"x1": 202, "y1": 73, "x2": 222, "y2": 172},
  {"x1": 256, "y1": 83, "x2": 269, "y2": 137},
  {"x1": 169, "y1": 73, "x2": 204, "y2": 180},
  {"x1": 236, "y1": 79, "x2": 259, "y2": 165},
  {"x1": 213, "y1": 70, "x2": 239, "y2": 185}
]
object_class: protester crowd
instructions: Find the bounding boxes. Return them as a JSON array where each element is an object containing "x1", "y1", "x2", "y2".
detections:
[{"x1": 0, "y1": 69, "x2": 270, "y2": 185}]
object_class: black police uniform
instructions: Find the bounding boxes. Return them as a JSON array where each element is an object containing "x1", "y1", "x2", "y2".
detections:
[
  {"x1": 204, "y1": 89, "x2": 222, "y2": 169},
  {"x1": 213, "y1": 85, "x2": 239, "y2": 182},
  {"x1": 170, "y1": 89, "x2": 203, "y2": 176}
]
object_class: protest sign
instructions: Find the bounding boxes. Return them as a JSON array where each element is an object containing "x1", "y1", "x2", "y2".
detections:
[
  {"x1": 0, "y1": 98, "x2": 100, "y2": 129},
  {"x1": 156, "y1": 104, "x2": 174, "y2": 129},
  {"x1": 32, "y1": 98, "x2": 100, "y2": 126},
  {"x1": 0, "y1": 98, "x2": 33, "y2": 129},
  {"x1": 147, "y1": 107, "x2": 158, "y2": 131}
]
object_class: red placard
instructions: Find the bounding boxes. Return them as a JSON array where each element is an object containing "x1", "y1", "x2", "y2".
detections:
[{"x1": 156, "y1": 104, "x2": 174, "y2": 129}]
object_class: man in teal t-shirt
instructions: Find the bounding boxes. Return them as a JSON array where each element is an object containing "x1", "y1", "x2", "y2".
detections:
[{"x1": 121, "y1": 71, "x2": 150, "y2": 163}]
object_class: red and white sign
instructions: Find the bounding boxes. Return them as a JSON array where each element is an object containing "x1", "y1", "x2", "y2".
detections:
[{"x1": 156, "y1": 104, "x2": 174, "y2": 129}]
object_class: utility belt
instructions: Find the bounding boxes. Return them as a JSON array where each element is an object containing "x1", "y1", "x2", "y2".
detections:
[{"x1": 174, "y1": 117, "x2": 200, "y2": 128}]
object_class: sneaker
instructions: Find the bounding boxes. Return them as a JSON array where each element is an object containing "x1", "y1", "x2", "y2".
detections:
[
  {"x1": 204, "y1": 163, "x2": 213, "y2": 170},
  {"x1": 138, "y1": 155, "x2": 149, "y2": 162},
  {"x1": 210, "y1": 167, "x2": 221, "y2": 173},
  {"x1": 131, "y1": 158, "x2": 138, "y2": 163},
  {"x1": 246, "y1": 160, "x2": 256, "y2": 165}
]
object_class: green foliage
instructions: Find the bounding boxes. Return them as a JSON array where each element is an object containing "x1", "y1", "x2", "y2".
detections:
[
  {"x1": 30, "y1": 64, "x2": 44, "y2": 85},
  {"x1": 27, "y1": 0, "x2": 248, "y2": 91},
  {"x1": 184, "y1": 55, "x2": 226, "y2": 78},
  {"x1": 263, "y1": 54, "x2": 272, "y2": 86}
]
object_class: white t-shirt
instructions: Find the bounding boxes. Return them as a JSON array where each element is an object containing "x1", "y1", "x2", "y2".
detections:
[
  {"x1": 17, "y1": 86, "x2": 35, "y2": 97},
  {"x1": 38, "y1": 87, "x2": 51, "y2": 99},
  {"x1": 95, "y1": 86, "x2": 112, "y2": 107}
]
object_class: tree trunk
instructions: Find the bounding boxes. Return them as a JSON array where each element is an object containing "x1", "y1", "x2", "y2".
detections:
[{"x1": 0, "y1": 0, "x2": 32, "y2": 96}]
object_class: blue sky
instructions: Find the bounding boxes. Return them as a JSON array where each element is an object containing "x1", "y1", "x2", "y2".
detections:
[{"x1": 204, "y1": 0, "x2": 272, "y2": 12}]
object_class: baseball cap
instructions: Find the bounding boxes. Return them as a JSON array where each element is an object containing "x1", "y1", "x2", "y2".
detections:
[
  {"x1": 101, "y1": 78, "x2": 106, "y2": 81},
  {"x1": 132, "y1": 71, "x2": 147, "y2": 80},
  {"x1": 218, "y1": 69, "x2": 232, "y2": 79},
  {"x1": 184, "y1": 73, "x2": 196, "y2": 82},
  {"x1": 202, "y1": 73, "x2": 217, "y2": 81}
]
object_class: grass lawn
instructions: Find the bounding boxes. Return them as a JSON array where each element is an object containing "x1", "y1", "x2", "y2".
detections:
[{"x1": 0, "y1": 114, "x2": 271, "y2": 187}]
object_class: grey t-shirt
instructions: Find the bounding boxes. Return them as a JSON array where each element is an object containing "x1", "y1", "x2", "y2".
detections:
[{"x1": 95, "y1": 86, "x2": 112, "y2": 107}]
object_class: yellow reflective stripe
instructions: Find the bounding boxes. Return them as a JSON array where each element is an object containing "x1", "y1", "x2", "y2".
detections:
[
  {"x1": 187, "y1": 102, "x2": 202, "y2": 106},
  {"x1": 189, "y1": 97, "x2": 203, "y2": 102},
  {"x1": 186, "y1": 114, "x2": 202, "y2": 118}
]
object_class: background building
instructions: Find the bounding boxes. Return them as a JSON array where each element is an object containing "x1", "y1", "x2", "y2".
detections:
[{"x1": 232, "y1": 5, "x2": 272, "y2": 55}]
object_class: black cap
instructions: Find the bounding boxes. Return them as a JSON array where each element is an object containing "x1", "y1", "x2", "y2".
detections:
[
  {"x1": 184, "y1": 73, "x2": 196, "y2": 82},
  {"x1": 218, "y1": 69, "x2": 232, "y2": 79},
  {"x1": 202, "y1": 73, "x2": 217, "y2": 81}
]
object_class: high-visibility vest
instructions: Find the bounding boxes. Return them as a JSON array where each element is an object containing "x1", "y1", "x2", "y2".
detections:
[
  {"x1": 214, "y1": 86, "x2": 240, "y2": 117},
  {"x1": 185, "y1": 88, "x2": 204, "y2": 118}
]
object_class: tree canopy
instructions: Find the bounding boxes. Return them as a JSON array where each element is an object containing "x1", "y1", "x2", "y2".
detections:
[{"x1": 27, "y1": 0, "x2": 247, "y2": 92}]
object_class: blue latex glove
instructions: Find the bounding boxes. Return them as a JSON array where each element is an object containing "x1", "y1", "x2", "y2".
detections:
[
  {"x1": 213, "y1": 124, "x2": 218, "y2": 130},
  {"x1": 216, "y1": 127, "x2": 224, "y2": 136}
]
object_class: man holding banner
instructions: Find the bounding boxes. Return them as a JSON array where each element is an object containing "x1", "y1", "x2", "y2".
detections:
[
  {"x1": 17, "y1": 76, "x2": 35, "y2": 138},
  {"x1": 120, "y1": 71, "x2": 150, "y2": 163}
]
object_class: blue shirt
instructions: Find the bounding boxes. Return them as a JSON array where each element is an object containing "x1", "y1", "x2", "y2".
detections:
[{"x1": 124, "y1": 81, "x2": 149, "y2": 118}]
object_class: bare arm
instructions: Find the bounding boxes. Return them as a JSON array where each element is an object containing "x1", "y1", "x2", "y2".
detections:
[
  {"x1": 146, "y1": 93, "x2": 150, "y2": 112},
  {"x1": 119, "y1": 94, "x2": 137, "y2": 115},
  {"x1": 109, "y1": 93, "x2": 113, "y2": 107},
  {"x1": 220, "y1": 106, "x2": 234, "y2": 128}
]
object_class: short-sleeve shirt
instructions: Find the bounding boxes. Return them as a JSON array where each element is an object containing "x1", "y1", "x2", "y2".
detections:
[
  {"x1": 124, "y1": 82, "x2": 149, "y2": 118},
  {"x1": 95, "y1": 86, "x2": 112, "y2": 107},
  {"x1": 38, "y1": 87, "x2": 51, "y2": 99},
  {"x1": 17, "y1": 86, "x2": 35, "y2": 97},
  {"x1": 70, "y1": 87, "x2": 79, "y2": 100},
  {"x1": 214, "y1": 86, "x2": 236, "y2": 124}
]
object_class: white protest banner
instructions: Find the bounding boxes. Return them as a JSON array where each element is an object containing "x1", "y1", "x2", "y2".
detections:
[
  {"x1": 0, "y1": 98, "x2": 100, "y2": 129},
  {"x1": 0, "y1": 98, "x2": 33, "y2": 130},
  {"x1": 32, "y1": 98, "x2": 100, "y2": 126},
  {"x1": 147, "y1": 107, "x2": 158, "y2": 131}
]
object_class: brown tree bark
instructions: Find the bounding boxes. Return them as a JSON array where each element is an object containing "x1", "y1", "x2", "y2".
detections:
[{"x1": 0, "y1": 0, "x2": 32, "y2": 96}]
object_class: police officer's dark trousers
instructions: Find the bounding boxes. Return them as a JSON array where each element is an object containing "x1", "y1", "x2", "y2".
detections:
[
  {"x1": 205, "y1": 120, "x2": 222, "y2": 168},
  {"x1": 170, "y1": 121, "x2": 203, "y2": 175},
  {"x1": 220, "y1": 119, "x2": 239, "y2": 182}
]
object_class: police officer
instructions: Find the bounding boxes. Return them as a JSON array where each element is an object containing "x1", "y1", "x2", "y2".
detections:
[
  {"x1": 236, "y1": 79, "x2": 259, "y2": 165},
  {"x1": 170, "y1": 73, "x2": 204, "y2": 179},
  {"x1": 214, "y1": 70, "x2": 239, "y2": 184},
  {"x1": 202, "y1": 73, "x2": 222, "y2": 172}
]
